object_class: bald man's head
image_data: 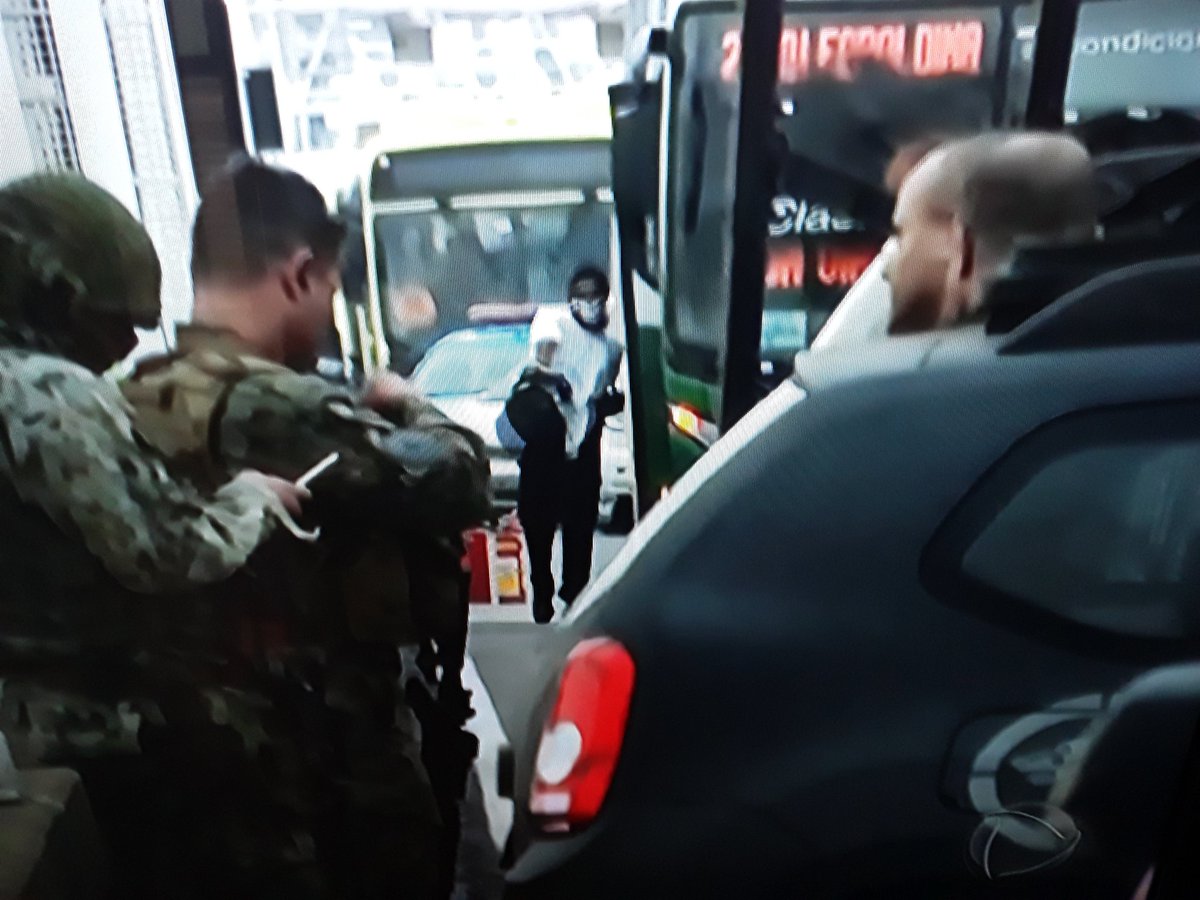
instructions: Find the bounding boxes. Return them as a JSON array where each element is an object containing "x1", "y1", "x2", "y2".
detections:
[
  {"x1": 885, "y1": 131, "x2": 1096, "y2": 334},
  {"x1": 884, "y1": 136, "x2": 949, "y2": 195}
]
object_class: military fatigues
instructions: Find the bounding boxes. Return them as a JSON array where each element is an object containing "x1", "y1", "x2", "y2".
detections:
[
  {"x1": 0, "y1": 342, "x2": 296, "y2": 762},
  {"x1": 0, "y1": 176, "x2": 306, "y2": 898},
  {"x1": 0, "y1": 346, "x2": 321, "y2": 900},
  {"x1": 122, "y1": 325, "x2": 491, "y2": 898}
]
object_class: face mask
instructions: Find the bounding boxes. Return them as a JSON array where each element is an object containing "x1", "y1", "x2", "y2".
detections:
[{"x1": 570, "y1": 296, "x2": 609, "y2": 331}]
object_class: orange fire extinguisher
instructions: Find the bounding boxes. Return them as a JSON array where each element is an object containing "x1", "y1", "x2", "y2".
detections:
[{"x1": 494, "y1": 514, "x2": 527, "y2": 605}]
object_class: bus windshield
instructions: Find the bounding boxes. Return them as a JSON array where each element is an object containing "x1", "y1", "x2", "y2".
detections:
[
  {"x1": 375, "y1": 199, "x2": 610, "y2": 328},
  {"x1": 664, "y1": 2, "x2": 1039, "y2": 375},
  {"x1": 364, "y1": 139, "x2": 612, "y2": 367}
]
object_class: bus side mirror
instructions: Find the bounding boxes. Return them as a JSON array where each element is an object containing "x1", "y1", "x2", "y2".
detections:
[
  {"x1": 610, "y1": 79, "x2": 663, "y2": 290},
  {"x1": 627, "y1": 25, "x2": 669, "y2": 79},
  {"x1": 647, "y1": 27, "x2": 668, "y2": 57}
]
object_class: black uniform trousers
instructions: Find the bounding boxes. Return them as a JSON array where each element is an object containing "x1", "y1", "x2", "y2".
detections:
[{"x1": 517, "y1": 422, "x2": 603, "y2": 623}]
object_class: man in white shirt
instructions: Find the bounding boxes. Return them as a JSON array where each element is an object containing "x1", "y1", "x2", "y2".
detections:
[{"x1": 518, "y1": 267, "x2": 624, "y2": 623}]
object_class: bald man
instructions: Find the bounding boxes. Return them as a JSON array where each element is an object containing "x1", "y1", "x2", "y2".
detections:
[
  {"x1": 885, "y1": 131, "x2": 1097, "y2": 334},
  {"x1": 884, "y1": 135, "x2": 948, "y2": 196}
]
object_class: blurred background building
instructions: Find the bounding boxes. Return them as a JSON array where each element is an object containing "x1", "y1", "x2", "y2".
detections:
[
  {"x1": 0, "y1": 0, "x2": 198, "y2": 351},
  {"x1": 224, "y1": 0, "x2": 644, "y2": 200},
  {"x1": 0, "y1": 0, "x2": 665, "y2": 350}
]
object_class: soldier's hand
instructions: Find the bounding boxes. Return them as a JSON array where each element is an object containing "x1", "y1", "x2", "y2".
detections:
[
  {"x1": 362, "y1": 371, "x2": 422, "y2": 411},
  {"x1": 236, "y1": 471, "x2": 311, "y2": 516}
]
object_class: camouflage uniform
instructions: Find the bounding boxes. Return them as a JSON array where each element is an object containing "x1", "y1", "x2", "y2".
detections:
[
  {"x1": 122, "y1": 324, "x2": 491, "y2": 898},
  {"x1": 0, "y1": 176, "x2": 307, "y2": 897}
]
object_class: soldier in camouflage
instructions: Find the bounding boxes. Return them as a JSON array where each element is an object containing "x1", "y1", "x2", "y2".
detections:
[
  {"x1": 121, "y1": 157, "x2": 491, "y2": 899},
  {"x1": 0, "y1": 174, "x2": 320, "y2": 896}
]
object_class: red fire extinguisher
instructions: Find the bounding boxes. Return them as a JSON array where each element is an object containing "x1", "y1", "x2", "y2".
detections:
[{"x1": 463, "y1": 528, "x2": 492, "y2": 604}]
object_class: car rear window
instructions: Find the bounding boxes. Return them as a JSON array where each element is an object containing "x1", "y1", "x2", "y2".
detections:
[{"x1": 926, "y1": 404, "x2": 1200, "y2": 642}]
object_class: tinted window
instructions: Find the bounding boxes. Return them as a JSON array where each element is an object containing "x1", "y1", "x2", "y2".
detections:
[
  {"x1": 370, "y1": 142, "x2": 610, "y2": 201},
  {"x1": 938, "y1": 406, "x2": 1200, "y2": 640}
]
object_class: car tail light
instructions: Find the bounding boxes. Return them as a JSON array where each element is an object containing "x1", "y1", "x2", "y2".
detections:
[{"x1": 530, "y1": 637, "x2": 635, "y2": 833}]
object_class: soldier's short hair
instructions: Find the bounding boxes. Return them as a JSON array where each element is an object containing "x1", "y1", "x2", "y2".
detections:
[{"x1": 192, "y1": 155, "x2": 346, "y2": 283}]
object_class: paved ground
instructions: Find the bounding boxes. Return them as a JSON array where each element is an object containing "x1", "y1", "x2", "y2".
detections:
[
  {"x1": 456, "y1": 531, "x2": 627, "y2": 896},
  {"x1": 468, "y1": 530, "x2": 625, "y2": 732}
]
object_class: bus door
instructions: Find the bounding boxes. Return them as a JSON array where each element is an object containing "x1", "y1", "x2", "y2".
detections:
[{"x1": 610, "y1": 41, "x2": 671, "y2": 517}]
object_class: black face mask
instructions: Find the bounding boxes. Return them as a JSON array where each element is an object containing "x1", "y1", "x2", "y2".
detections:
[{"x1": 570, "y1": 296, "x2": 609, "y2": 332}]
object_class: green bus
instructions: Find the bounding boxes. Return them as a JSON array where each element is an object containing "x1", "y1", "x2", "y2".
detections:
[{"x1": 610, "y1": 0, "x2": 1050, "y2": 513}]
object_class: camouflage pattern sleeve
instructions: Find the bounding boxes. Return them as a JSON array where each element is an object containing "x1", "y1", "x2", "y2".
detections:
[
  {"x1": 217, "y1": 369, "x2": 396, "y2": 483},
  {"x1": 217, "y1": 370, "x2": 491, "y2": 531},
  {"x1": 0, "y1": 351, "x2": 292, "y2": 593},
  {"x1": 370, "y1": 391, "x2": 492, "y2": 532}
]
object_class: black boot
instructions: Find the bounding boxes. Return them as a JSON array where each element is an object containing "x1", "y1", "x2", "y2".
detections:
[{"x1": 532, "y1": 594, "x2": 554, "y2": 624}]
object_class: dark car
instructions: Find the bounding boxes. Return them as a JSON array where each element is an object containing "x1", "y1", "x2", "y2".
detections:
[{"x1": 500, "y1": 183, "x2": 1200, "y2": 895}]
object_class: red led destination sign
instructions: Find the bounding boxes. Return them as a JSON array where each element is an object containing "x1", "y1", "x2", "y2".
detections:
[
  {"x1": 765, "y1": 244, "x2": 880, "y2": 290},
  {"x1": 721, "y1": 19, "x2": 986, "y2": 83}
]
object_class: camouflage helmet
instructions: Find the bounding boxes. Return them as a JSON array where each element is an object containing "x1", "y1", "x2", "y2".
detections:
[{"x1": 0, "y1": 174, "x2": 162, "y2": 332}]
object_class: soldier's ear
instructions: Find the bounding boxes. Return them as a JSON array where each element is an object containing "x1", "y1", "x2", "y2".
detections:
[{"x1": 280, "y1": 249, "x2": 314, "y2": 303}]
